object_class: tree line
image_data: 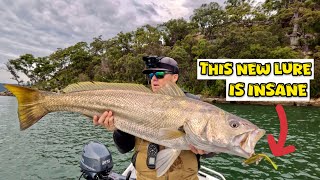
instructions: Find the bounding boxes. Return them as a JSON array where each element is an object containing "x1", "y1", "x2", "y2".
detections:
[{"x1": 5, "y1": 0, "x2": 320, "y2": 97}]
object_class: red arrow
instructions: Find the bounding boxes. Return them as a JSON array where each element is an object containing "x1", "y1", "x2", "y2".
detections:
[{"x1": 267, "y1": 104, "x2": 296, "y2": 156}]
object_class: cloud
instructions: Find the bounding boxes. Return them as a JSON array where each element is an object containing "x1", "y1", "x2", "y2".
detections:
[
  {"x1": 0, "y1": 0, "x2": 224, "y2": 83},
  {"x1": 182, "y1": 0, "x2": 225, "y2": 18}
]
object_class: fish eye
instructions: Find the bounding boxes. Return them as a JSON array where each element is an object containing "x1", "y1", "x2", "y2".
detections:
[{"x1": 229, "y1": 120, "x2": 240, "y2": 128}]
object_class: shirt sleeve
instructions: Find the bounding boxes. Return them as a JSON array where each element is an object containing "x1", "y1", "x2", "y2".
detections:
[{"x1": 113, "y1": 129, "x2": 135, "y2": 154}]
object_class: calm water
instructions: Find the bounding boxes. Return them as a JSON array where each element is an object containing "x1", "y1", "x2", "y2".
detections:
[{"x1": 0, "y1": 96, "x2": 319, "y2": 180}]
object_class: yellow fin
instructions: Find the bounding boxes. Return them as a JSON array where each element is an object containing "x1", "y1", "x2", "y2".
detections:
[
  {"x1": 159, "y1": 128, "x2": 185, "y2": 140},
  {"x1": 154, "y1": 82, "x2": 185, "y2": 97},
  {"x1": 62, "y1": 81, "x2": 152, "y2": 93},
  {"x1": 4, "y1": 84, "x2": 49, "y2": 130},
  {"x1": 243, "y1": 153, "x2": 278, "y2": 170}
]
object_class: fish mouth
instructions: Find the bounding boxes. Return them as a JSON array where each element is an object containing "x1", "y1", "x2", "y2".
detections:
[{"x1": 233, "y1": 129, "x2": 266, "y2": 158}]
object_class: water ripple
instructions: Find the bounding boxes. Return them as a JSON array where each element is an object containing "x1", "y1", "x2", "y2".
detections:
[{"x1": 0, "y1": 97, "x2": 319, "y2": 179}]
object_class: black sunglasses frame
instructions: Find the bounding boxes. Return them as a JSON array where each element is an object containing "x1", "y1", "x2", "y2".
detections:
[{"x1": 148, "y1": 71, "x2": 173, "y2": 79}]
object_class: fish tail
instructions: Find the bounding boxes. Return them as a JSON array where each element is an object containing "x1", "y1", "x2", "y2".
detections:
[{"x1": 4, "y1": 84, "x2": 49, "y2": 130}]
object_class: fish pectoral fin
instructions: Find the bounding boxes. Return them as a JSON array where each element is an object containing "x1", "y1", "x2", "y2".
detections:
[
  {"x1": 156, "y1": 148, "x2": 181, "y2": 177},
  {"x1": 159, "y1": 128, "x2": 185, "y2": 140}
]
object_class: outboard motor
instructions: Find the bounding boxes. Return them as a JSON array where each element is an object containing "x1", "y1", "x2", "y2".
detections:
[{"x1": 80, "y1": 141, "x2": 113, "y2": 180}]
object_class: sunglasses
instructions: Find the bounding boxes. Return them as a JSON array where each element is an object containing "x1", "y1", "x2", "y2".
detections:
[{"x1": 148, "y1": 71, "x2": 173, "y2": 79}]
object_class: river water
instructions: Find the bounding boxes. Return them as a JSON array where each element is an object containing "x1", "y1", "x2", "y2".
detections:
[{"x1": 0, "y1": 96, "x2": 319, "y2": 179}]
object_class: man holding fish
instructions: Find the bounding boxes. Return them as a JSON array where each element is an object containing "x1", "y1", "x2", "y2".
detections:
[
  {"x1": 5, "y1": 57, "x2": 267, "y2": 180},
  {"x1": 93, "y1": 56, "x2": 207, "y2": 180}
]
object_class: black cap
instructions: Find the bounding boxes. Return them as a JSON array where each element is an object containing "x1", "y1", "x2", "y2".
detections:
[{"x1": 142, "y1": 57, "x2": 179, "y2": 74}]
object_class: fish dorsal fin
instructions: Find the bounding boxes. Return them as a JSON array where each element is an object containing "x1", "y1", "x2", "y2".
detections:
[
  {"x1": 154, "y1": 82, "x2": 186, "y2": 97},
  {"x1": 62, "y1": 81, "x2": 152, "y2": 93}
]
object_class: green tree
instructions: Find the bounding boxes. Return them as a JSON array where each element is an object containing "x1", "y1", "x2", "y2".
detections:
[
  {"x1": 5, "y1": 0, "x2": 320, "y2": 97},
  {"x1": 191, "y1": 2, "x2": 226, "y2": 39},
  {"x1": 160, "y1": 18, "x2": 197, "y2": 46}
]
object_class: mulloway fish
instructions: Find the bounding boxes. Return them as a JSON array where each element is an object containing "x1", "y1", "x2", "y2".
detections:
[{"x1": 5, "y1": 81, "x2": 266, "y2": 177}]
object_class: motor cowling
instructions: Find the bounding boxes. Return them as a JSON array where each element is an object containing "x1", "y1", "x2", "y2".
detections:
[{"x1": 80, "y1": 141, "x2": 113, "y2": 179}]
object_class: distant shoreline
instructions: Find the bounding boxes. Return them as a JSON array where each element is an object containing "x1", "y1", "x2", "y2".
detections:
[
  {"x1": 0, "y1": 91, "x2": 13, "y2": 96},
  {"x1": 200, "y1": 96, "x2": 320, "y2": 107}
]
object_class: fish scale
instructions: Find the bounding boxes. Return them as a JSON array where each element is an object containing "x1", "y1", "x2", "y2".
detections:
[{"x1": 44, "y1": 90, "x2": 190, "y2": 148}]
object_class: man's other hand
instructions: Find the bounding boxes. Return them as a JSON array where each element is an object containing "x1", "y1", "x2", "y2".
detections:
[
  {"x1": 189, "y1": 144, "x2": 208, "y2": 155},
  {"x1": 93, "y1": 111, "x2": 116, "y2": 131}
]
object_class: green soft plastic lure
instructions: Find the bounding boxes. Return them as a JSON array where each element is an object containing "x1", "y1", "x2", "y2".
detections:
[{"x1": 243, "y1": 153, "x2": 278, "y2": 170}]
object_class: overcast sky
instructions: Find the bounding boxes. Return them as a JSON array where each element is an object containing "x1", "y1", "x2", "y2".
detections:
[{"x1": 0, "y1": 0, "x2": 228, "y2": 84}]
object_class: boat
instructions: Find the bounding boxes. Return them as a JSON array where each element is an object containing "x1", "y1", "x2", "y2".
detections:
[{"x1": 80, "y1": 141, "x2": 226, "y2": 180}]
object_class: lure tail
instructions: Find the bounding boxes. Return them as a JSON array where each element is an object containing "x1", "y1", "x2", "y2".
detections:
[{"x1": 4, "y1": 84, "x2": 49, "y2": 130}]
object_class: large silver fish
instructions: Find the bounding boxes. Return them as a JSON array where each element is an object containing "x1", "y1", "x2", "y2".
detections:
[{"x1": 5, "y1": 81, "x2": 266, "y2": 177}]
